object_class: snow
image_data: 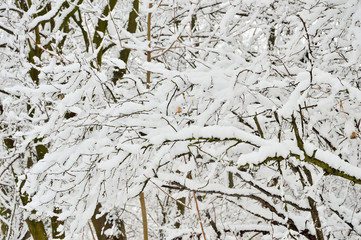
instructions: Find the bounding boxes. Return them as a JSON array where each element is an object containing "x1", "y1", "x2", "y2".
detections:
[
  {"x1": 278, "y1": 72, "x2": 310, "y2": 118},
  {"x1": 149, "y1": 126, "x2": 267, "y2": 146},
  {"x1": 2, "y1": 0, "x2": 361, "y2": 239},
  {"x1": 304, "y1": 142, "x2": 361, "y2": 181},
  {"x1": 28, "y1": 1, "x2": 67, "y2": 30}
]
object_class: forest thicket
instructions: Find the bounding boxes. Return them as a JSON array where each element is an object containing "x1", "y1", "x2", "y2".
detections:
[{"x1": 1, "y1": 0, "x2": 361, "y2": 239}]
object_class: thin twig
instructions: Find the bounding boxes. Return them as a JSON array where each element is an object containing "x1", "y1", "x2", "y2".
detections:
[
  {"x1": 212, "y1": 202, "x2": 217, "y2": 226},
  {"x1": 232, "y1": 231, "x2": 239, "y2": 240},
  {"x1": 108, "y1": 4, "x2": 123, "y2": 48},
  {"x1": 84, "y1": 13, "x2": 100, "y2": 70},
  {"x1": 144, "y1": 174, "x2": 191, "y2": 209},
  {"x1": 0, "y1": 157, "x2": 20, "y2": 179},
  {"x1": 146, "y1": 2, "x2": 152, "y2": 89},
  {"x1": 151, "y1": 35, "x2": 179, "y2": 59},
  {"x1": 84, "y1": 14, "x2": 95, "y2": 53},
  {"x1": 193, "y1": 191, "x2": 207, "y2": 240},
  {"x1": 88, "y1": 222, "x2": 96, "y2": 240},
  {"x1": 0, "y1": 25, "x2": 15, "y2": 35},
  {"x1": 26, "y1": 32, "x2": 64, "y2": 61},
  {"x1": 338, "y1": 99, "x2": 348, "y2": 120},
  {"x1": 139, "y1": 192, "x2": 149, "y2": 240},
  {"x1": 296, "y1": 14, "x2": 313, "y2": 57}
]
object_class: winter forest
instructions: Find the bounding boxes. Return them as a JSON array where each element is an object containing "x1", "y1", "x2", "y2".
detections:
[{"x1": 1, "y1": 0, "x2": 361, "y2": 239}]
